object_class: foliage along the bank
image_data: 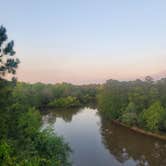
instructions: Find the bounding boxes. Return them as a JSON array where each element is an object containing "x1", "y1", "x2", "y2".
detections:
[
  {"x1": 0, "y1": 26, "x2": 71, "y2": 166},
  {"x1": 48, "y1": 96, "x2": 81, "y2": 108},
  {"x1": 12, "y1": 82, "x2": 98, "y2": 109},
  {"x1": 98, "y1": 77, "x2": 166, "y2": 132}
]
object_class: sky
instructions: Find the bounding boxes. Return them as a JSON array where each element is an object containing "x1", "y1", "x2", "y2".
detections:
[{"x1": 0, "y1": 0, "x2": 166, "y2": 84}]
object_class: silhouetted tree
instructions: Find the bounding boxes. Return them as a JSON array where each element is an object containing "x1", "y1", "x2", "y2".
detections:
[{"x1": 0, "y1": 25, "x2": 20, "y2": 79}]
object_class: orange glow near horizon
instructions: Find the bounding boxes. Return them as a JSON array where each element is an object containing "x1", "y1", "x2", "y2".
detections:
[{"x1": 16, "y1": 52, "x2": 166, "y2": 84}]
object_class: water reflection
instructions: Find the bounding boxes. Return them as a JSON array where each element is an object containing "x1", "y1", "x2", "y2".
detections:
[
  {"x1": 42, "y1": 103, "x2": 97, "y2": 124},
  {"x1": 42, "y1": 108, "x2": 81, "y2": 124},
  {"x1": 100, "y1": 118, "x2": 166, "y2": 166},
  {"x1": 42, "y1": 107, "x2": 166, "y2": 166}
]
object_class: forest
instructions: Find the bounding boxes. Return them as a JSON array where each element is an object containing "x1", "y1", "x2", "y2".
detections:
[
  {"x1": 0, "y1": 26, "x2": 97, "y2": 165},
  {"x1": 0, "y1": 26, "x2": 74, "y2": 165},
  {"x1": 98, "y1": 77, "x2": 166, "y2": 132},
  {"x1": 0, "y1": 79, "x2": 97, "y2": 165},
  {"x1": 1, "y1": 25, "x2": 166, "y2": 166}
]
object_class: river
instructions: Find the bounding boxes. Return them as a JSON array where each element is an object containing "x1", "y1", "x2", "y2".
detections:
[{"x1": 42, "y1": 107, "x2": 166, "y2": 166}]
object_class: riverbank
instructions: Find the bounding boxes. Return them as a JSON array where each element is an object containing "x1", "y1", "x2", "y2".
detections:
[
  {"x1": 112, "y1": 120, "x2": 166, "y2": 141},
  {"x1": 42, "y1": 107, "x2": 166, "y2": 166}
]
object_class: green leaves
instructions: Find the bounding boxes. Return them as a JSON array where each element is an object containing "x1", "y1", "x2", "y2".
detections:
[
  {"x1": 0, "y1": 140, "x2": 13, "y2": 166},
  {"x1": 0, "y1": 26, "x2": 7, "y2": 46},
  {"x1": 34, "y1": 129, "x2": 71, "y2": 166},
  {"x1": 18, "y1": 107, "x2": 41, "y2": 137},
  {"x1": 141, "y1": 101, "x2": 165, "y2": 131},
  {"x1": 120, "y1": 102, "x2": 137, "y2": 126},
  {"x1": 98, "y1": 80, "x2": 128, "y2": 120},
  {"x1": 0, "y1": 25, "x2": 20, "y2": 78},
  {"x1": 48, "y1": 96, "x2": 80, "y2": 108},
  {"x1": 98, "y1": 78, "x2": 166, "y2": 132},
  {"x1": 0, "y1": 26, "x2": 72, "y2": 165}
]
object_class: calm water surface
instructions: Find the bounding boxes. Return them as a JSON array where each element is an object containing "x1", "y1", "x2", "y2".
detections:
[{"x1": 42, "y1": 107, "x2": 166, "y2": 166}]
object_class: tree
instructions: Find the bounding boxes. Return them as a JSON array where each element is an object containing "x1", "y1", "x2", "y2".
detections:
[
  {"x1": 145, "y1": 76, "x2": 154, "y2": 84},
  {"x1": 125, "y1": 102, "x2": 137, "y2": 113},
  {"x1": 141, "y1": 101, "x2": 165, "y2": 131},
  {"x1": 18, "y1": 107, "x2": 41, "y2": 137},
  {"x1": 129, "y1": 86, "x2": 148, "y2": 113},
  {"x1": 0, "y1": 140, "x2": 13, "y2": 166},
  {"x1": 121, "y1": 102, "x2": 137, "y2": 125},
  {"x1": 98, "y1": 80, "x2": 128, "y2": 120},
  {"x1": 0, "y1": 25, "x2": 20, "y2": 79},
  {"x1": 0, "y1": 26, "x2": 72, "y2": 165}
]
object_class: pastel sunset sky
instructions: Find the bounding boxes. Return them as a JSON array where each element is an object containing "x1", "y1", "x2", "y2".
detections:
[{"x1": 1, "y1": 0, "x2": 166, "y2": 84}]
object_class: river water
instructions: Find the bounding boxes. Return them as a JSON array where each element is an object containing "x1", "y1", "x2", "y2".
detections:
[{"x1": 42, "y1": 107, "x2": 166, "y2": 166}]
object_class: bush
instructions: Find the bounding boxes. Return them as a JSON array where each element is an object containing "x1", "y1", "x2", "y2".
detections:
[
  {"x1": 48, "y1": 96, "x2": 80, "y2": 108},
  {"x1": 120, "y1": 102, "x2": 137, "y2": 126},
  {"x1": 18, "y1": 107, "x2": 41, "y2": 137},
  {"x1": 121, "y1": 112, "x2": 137, "y2": 126},
  {"x1": 0, "y1": 140, "x2": 13, "y2": 166},
  {"x1": 34, "y1": 129, "x2": 71, "y2": 166},
  {"x1": 141, "y1": 101, "x2": 165, "y2": 131}
]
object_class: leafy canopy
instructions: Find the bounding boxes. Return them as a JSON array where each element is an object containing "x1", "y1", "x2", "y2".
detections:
[{"x1": 0, "y1": 25, "x2": 20, "y2": 79}]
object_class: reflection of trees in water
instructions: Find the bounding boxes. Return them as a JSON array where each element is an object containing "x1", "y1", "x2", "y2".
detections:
[
  {"x1": 42, "y1": 107, "x2": 81, "y2": 123},
  {"x1": 42, "y1": 112, "x2": 57, "y2": 125},
  {"x1": 100, "y1": 118, "x2": 166, "y2": 166},
  {"x1": 53, "y1": 108, "x2": 82, "y2": 122},
  {"x1": 42, "y1": 104, "x2": 97, "y2": 123}
]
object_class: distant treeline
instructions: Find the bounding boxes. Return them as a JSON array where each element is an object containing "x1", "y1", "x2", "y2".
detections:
[
  {"x1": 12, "y1": 82, "x2": 98, "y2": 109},
  {"x1": 98, "y1": 76, "x2": 166, "y2": 133}
]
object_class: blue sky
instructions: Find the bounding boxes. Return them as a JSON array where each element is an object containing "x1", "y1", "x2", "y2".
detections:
[{"x1": 0, "y1": 0, "x2": 166, "y2": 84}]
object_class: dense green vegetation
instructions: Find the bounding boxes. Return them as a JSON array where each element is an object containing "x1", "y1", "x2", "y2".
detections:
[
  {"x1": 0, "y1": 80, "x2": 98, "y2": 165},
  {"x1": 12, "y1": 82, "x2": 97, "y2": 109},
  {"x1": 0, "y1": 25, "x2": 99, "y2": 166},
  {"x1": 0, "y1": 26, "x2": 71, "y2": 165},
  {"x1": 48, "y1": 96, "x2": 80, "y2": 108},
  {"x1": 98, "y1": 77, "x2": 166, "y2": 133}
]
